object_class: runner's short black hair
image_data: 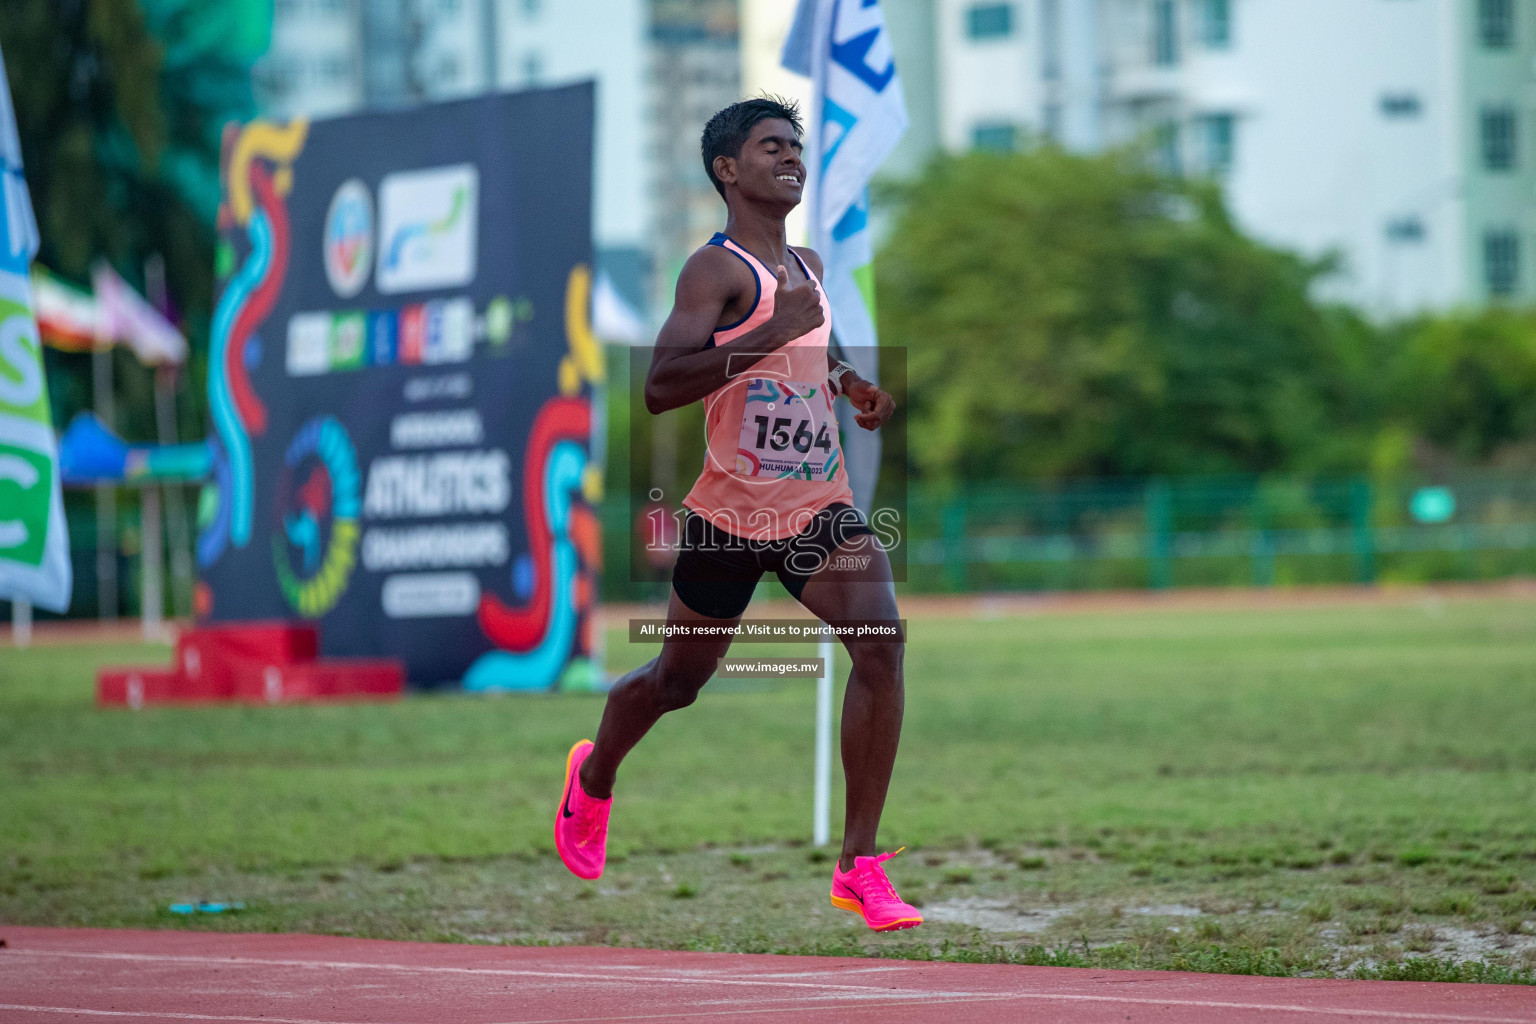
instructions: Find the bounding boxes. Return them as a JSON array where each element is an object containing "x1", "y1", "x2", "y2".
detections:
[{"x1": 701, "y1": 96, "x2": 804, "y2": 199}]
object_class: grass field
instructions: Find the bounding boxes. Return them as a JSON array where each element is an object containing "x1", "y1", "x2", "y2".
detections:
[{"x1": 3, "y1": 591, "x2": 1536, "y2": 983}]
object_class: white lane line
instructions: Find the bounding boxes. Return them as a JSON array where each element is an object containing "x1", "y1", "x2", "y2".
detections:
[
  {"x1": 477, "y1": 995, "x2": 1536, "y2": 1024},
  {"x1": 4, "y1": 949, "x2": 1533, "y2": 1024},
  {"x1": 429, "y1": 994, "x2": 1029, "y2": 1023},
  {"x1": 458, "y1": 994, "x2": 1536, "y2": 1024},
  {"x1": 0, "y1": 997, "x2": 1021, "y2": 1024},
  {"x1": 1, "y1": 949, "x2": 974, "y2": 999},
  {"x1": 0, "y1": 1005, "x2": 358, "y2": 1024},
  {"x1": 7, "y1": 991, "x2": 1533, "y2": 1024}
]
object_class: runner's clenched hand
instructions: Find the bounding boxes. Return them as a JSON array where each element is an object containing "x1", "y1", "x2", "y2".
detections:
[
  {"x1": 845, "y1": 378, "x2": 895, "y2": 430},
  {"x1": 767, "y1": 264, "x2": 824, "y2": 344}
]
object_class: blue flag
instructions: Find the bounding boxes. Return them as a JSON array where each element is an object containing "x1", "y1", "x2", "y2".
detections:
[{"x1": 782, "y1": 0, "x2": 907, "y2": 515}]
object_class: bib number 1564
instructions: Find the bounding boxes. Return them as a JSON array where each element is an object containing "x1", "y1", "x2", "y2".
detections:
[
  {"x1": 750, "y1": 415, "x2": 834, "y2": 455},
  {"x1": 735, "y1": 379, "x2": 840, "y2": 481}
]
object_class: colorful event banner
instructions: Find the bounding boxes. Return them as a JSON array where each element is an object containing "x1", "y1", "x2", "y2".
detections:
[
  {"x1": 199, "y1": 86, "x2": 603, "y2": 690},
  {"x1": 0, "y1": 44, "x2": 72, "y2": 613}
]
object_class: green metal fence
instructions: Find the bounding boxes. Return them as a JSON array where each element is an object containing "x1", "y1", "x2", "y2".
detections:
[
  {"x1": 603, "y1": 473, "x2": 1536, "y2": 601},
  {"x1": 903, "y1": 475, "x2": 1536, "y2": 593}
]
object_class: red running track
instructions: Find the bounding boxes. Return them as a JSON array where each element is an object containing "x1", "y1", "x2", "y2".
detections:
[{"x1": 0, "y1": 926, "x2": 1533, "y2": 1023}]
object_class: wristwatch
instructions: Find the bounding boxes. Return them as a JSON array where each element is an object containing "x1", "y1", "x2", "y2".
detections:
[{"x1": 828, "y1": 360, "x2": 858, "y2": 397}]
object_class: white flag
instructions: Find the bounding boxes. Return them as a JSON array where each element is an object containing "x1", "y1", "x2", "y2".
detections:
[
  {"x1": 782, "y1": 0, "x2": 907, "y2": 514},
  {"x1": 93, "y1": 260, "x2": 188, "y2": 366}
]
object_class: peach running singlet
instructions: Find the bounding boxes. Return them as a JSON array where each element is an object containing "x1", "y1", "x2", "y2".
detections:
[{"x1": 681, "y1": 233, "x2": 854, "y2": 542}]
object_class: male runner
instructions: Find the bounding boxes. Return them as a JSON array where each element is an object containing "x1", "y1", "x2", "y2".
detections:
[{"x1": 554, "y1": 98, "x2": 920, "y2": 932}]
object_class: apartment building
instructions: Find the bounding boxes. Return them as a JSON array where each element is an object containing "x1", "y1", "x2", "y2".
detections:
[{"x1": 937, "y1": 0, "x2": 1536, "y2": 312}]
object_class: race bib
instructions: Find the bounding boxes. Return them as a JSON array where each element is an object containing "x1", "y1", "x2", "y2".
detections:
[{"x1": 735, "y1": 379, "x2": 840, "y2": 480}]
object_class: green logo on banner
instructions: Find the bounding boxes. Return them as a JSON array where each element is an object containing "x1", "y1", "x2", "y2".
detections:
[
  {"x1": 0, "y1": 295, "x2": 47, "y2": 421},
  {"x1": 0, "y1": 288, "x2": 53, "y2": 570},
  {"x1": 0, "y1": 441, "x2": 51, "y2": 567},
  {"x1": 0, "y1": 271, "x2": 72, "y2": 608}
]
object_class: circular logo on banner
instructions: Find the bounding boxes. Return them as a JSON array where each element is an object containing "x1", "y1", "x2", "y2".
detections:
[
  {"x1": 324, "y1": 179, "x2": 373, "y2": 298},
  {"x1": 272, "y1": 416, "x2": 361, "y2": 618}
]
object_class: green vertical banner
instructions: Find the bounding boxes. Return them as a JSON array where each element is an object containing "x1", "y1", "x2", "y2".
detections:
[{"x1": 0, "y1": 46, "x2": 72, "y2": 612}]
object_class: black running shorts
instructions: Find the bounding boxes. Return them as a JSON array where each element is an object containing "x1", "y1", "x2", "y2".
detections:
[{"x1": 670, "y1": 503, "x2": 877, "y2": 620}]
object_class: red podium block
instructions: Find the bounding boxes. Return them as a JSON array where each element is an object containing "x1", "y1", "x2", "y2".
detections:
[
  {"x1": 171, "y1": 638, "x2": 236, "y2": 700},
  {"x1": 176, "y1": 622, "x2": 324, "y2": 702},
  {"x1": 311, "y1": 660, "x2": 405, "y2": 699},
  {"x1": 177, "y1": 622, "x2": 317, "y2": 680},
  {"x1": 229, "y1": 659, "x2": 404, "y2": 703},
  {"x1": 229, "y1": 662, "x2": 304, "y2": 703},
  {"x1": 98, "y1": 621, "x2": 404, "y2": 707},
  {"x1": 97, "y1": 668, "x2": 180, "y2": 708}
]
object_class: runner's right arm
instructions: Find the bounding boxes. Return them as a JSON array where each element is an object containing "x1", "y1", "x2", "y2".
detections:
[{"x1": 644, "y1": 249, "x2": 824, "y2": 414}]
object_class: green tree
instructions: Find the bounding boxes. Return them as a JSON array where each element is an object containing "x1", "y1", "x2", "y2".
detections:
[
  {"x1": 877, "y1": 148, "x2": 1374, "y2": 483},
  {"x1": 1386, "y1": 307, "x2": 1536, "y2": 467},
  {"x1": 0, "y1": 0, "x2": 265, "y2": 438}
]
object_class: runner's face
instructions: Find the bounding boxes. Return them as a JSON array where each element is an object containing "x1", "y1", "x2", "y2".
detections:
[{"x1": 729, "y1": 119, "x2": 804, "y2": 207}]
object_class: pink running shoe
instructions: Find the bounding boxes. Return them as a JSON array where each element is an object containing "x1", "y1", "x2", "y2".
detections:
[
  {"x1": 554, "y1": 739, "x2": 611, "y2": 880},
  {"x1": 830, "y1": 847, "x2": 924, "y2": 932}
]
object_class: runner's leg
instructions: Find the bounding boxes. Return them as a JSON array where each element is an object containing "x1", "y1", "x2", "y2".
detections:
[
  {"x1": 579, "y1": 588, "x2": 737, "y2": 799},
  {"x1": 794, "y1": 538, "x2": 903, "y2": 873}
]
